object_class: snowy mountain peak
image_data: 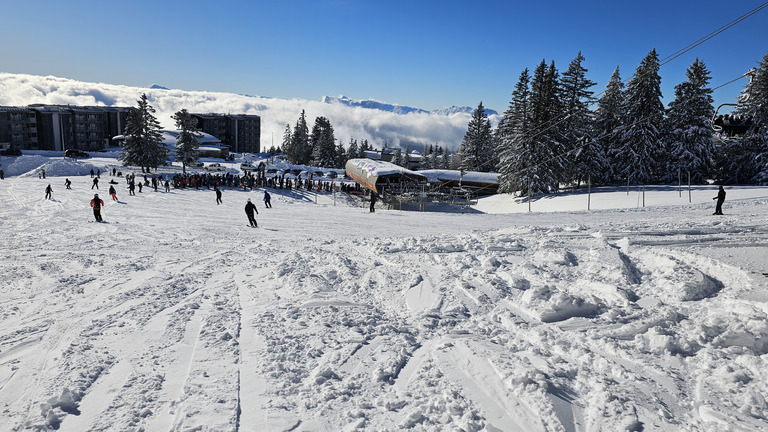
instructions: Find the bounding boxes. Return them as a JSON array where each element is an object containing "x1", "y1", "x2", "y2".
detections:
[
  {"x1": 150, "y1": 84, "x2": 170, "y2": 90},
  {"x1": 321, "y1": 95, "x2": 496, "y2": 116}
]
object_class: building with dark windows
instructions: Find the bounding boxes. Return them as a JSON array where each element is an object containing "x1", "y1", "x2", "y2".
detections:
[
  {"x1": 1, "y1": 105, "x2": 261, "y2": 153},
  {"x1": 0, "y1": 105, "x2": 131, "y2": 151},
  {"x1": 0, "y1": 107, "x2": 38, "y2": 150},
  {"x1": 191, "y1": 113, "x2": 261, "y2": 153}
]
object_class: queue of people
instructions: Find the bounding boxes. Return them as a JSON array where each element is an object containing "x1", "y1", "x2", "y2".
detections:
[{"x1": 713, "y1": 114, "x2": 754, "y2": 137}]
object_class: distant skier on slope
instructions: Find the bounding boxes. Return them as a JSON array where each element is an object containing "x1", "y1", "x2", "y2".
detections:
[
  {"x1": 713, "y1": 186, "x2": 726, "y2": 215},
  {"x1": 44, "y1": 184, "x2": 52, "y2": 200},
  {"x1": 90, "y1": 194, "x2": 104, "y2": 222},
  {"x1": 245, "y1": 198, "x2": 258, "y2": 227},
  {"x1": 264, "y1": 191, "x2": 272, "y2": 208},
  {"x1": 109, "y1": 185, "x2": 118, "y2": 201},
  {"x1": 215, "y1": 187, "x2": 222, "y2": 205},
  {"x1": 369, "y1": 191, "x2": 378, "y2": 213}
]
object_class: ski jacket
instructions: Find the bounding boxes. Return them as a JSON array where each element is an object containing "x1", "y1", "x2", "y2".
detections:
[
  {"x1": 90, "y1": 198, "x2": 104, "y2": 209},
  {"x1": 245, "y1": 202, "x2": 258, "y2": 215}
]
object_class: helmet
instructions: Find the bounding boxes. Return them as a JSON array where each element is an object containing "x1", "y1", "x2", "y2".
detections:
[
  {"x1": 247, "y1": 198, "x2": 251, "y2": 202},
  {"x1": 94, "y1": 194, "x2": 99, "y2": 197}
]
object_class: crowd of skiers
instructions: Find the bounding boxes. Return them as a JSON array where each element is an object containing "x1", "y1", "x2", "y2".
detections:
[{"x1": 34, "y1": 165, "x2": 370, "y2": 225}]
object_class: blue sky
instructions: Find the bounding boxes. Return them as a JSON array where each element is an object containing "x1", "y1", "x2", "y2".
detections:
[{"x1": 2, "y1": 0, "x2": 767, "y2": 114}]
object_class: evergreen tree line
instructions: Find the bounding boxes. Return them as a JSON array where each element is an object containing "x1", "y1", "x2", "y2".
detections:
[
  {"x1": 458, "y1": 50, "x2": 768, "y2": 196},
  {"x1": 121, "y1": 93, "x2": 204, "y2": 174}
]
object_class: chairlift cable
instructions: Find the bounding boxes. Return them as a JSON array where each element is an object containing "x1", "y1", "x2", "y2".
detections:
[{"x1": 659, "y1": 2, "x2": 768, "y2": 66}]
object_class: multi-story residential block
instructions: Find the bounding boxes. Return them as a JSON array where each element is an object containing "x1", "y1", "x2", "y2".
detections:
[
  {"x1": 0, "y1": 106, "x2": 38, "y2": 150},
  {"x1": 0, "y1": 105, "x2": 132, "y2": 151},
  {"x1": 192, "y1": 113, "x2": 261, "y2": 153}
]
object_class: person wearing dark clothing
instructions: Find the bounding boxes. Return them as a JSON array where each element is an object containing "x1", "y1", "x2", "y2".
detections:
[
  {"x1": 215, "y1": 187, "x2": 222, "y2": 205},
  {"x1": 45, "y1": 184, "x2": 52, "y2": 200},
  {"x1": 0, "y1": 169, "x2": 4, "y2": 180},
  {"x1": 245, "y1": 198, "x2": 259, "y2": 227},
  {"x1": 713, "y1": 186, "x2": 726, "y2": 215},
  {"x1": 109, "y1": 185, "x2": 118, "y2": 201},
  {"x1": 64, "y1": 178, "x2": 71, "y2": 189},
  {"x1": 264, "y1": 191, "x2": 272, "y2": 208},
  {"x1": 90, "y1": 194, "x2": 104, "y2": 222},
  {"x1": 92, "y1": 177, "x2": 99, "y2": 189},
  {"x1": 165, "y1": 180, "x2": 170, "y2": 192},
  {"x1": 90, "y1": 169, "x2": 94, "y2": 178},
  {"x1": 138, "y1": 182, "x2": 143, "y2": 193},
  {"x1": 128, "y1": 181, "x2": 136, "y2": 196},
  {"x1": 369, "y1": 191, "x2": 378, "y2": 213}
]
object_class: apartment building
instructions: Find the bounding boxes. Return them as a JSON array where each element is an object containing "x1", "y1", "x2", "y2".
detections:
[
  {"x1": 192, "y1": 113, "x2": 261, "y2": 153},
  {"x1": 0, "y1": 105, "x2": 132, "y2": 151}
]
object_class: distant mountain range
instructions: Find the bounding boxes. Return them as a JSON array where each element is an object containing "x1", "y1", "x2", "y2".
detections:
[{"x1": 321, "y1": 95, "x2": 498, "y2": 117}]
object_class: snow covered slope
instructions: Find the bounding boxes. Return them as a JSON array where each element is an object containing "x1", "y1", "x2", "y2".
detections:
[{"x1": 2, "y1": 154, "x2": 768, "y2": 431}]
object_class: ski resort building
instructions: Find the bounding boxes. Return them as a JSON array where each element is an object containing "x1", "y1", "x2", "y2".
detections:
[{"x1": 345, "y1": 158, "x2": 428, "y2": 196}]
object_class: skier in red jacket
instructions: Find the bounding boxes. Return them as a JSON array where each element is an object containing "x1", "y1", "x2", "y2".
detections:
[{"x1": 90, "y1": 194, "x2": 104, "y2": 222}]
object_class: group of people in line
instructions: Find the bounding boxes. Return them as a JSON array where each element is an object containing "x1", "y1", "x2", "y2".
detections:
[{"x1": 713, "y1": 114, "x2": 754, "y2": 137}]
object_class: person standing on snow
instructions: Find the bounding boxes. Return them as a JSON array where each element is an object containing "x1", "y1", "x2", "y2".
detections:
[
  {"x1": 215, "y1": 187, "x2": 222, "y2": 205},
  {"x1": 64, "y1": 178, "x2": 71, "y2": 189},
  {"x1": 44, "y1": 184, "x2": 52, "y2": 200},
  {"x1": 245, "y1": 198, "x2": 259, "y2": 227},
  {"x1": 109, "y1": 185, "x2": 118, "y2": 201},
  {"x1": 90, "y1": 194, "x2": 104, "y2": 222},
  {"x1": 92, "y1": 177, "x2": 99, "y2": 190},
  {"x1": 263, "y1": 191, "x2": 272, "y2": 208},
  {"x1": 369, "y1": 191, "x2": 378, "y2": 213},
  {"x1": 713, "y1": 185, "x2": 726, "y2": 215}
]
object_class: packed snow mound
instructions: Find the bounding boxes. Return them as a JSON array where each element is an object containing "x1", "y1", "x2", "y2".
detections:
[{"x1": 2, "y1": 154, "x2": 110, "y2": 178}]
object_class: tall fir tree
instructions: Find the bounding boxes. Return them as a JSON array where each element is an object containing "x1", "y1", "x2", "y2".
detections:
[
  {"x1": 280, "y1": 124, "x2": 292, "y2": 159},
  {"x1": 560, "y1": 52, "x2": 599, "y2": 187},
  {"x1": 615, "y1": 49, "x2": 666, "y2": 185},
  {"x1": 172, "y1": 109, "x2": 202, "y2": 174},
  {"x1": 335, "y1": 142, "x2": 347, "y2": 168},
  {"x1": 121, "y1": 93, "x2": 167, "y2": 173},
  {"x1": 496, "y1": 68, "x2": 532, "y2": 194},
  {"x1": 290, "y1": 110, "x2": 310, "y2": 164},
  {"x1": 594, "y1": 67, "x2": 626, "y2": 183},
  {"x1": 665, "y1": 58, "x2": 715, "y2": 184},
  {"x1": 346, "y1": 138, "x2": 359, "y2": 162},
  {"x1": 528, "y1": 60, "x2": 564, "y2": 194},
  {"x1": 310, "y1": 116, "x2": 337, "y2": 167},
  {"x1": 459, "y1": 102, "x2": 495, "y2": 172},
  {"x1": 740, "y1": 51, "x2": 768, "y2": 183}
]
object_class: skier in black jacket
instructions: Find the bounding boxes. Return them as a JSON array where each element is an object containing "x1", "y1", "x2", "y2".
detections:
[
  {"x1": 245, "y1": 198, "x2": 258, "y2": 227},
  {"x1": 713, "y1": 186, "x2": 726, "y2": 215}
]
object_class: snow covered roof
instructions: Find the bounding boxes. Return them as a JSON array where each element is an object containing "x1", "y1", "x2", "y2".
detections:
[{"x1": 418, "y1": 169, "x2": 498, "y2": 185}]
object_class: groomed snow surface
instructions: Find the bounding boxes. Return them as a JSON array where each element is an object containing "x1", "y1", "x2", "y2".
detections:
[{"x1": 2, "y1": 153, "x2": 768, "y2": 432}]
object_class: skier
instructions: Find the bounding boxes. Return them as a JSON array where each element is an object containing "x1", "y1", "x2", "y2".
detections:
[
  {"x1": 90, "y1": 169, "x2": 94, "y2": 178},
  {"x1": 128, "y1": 180, "x2": 136, "y2": 196},
  {"x1": 64, "y1": 178, "x2": 71, "y2": 189},
  {"x1": 215, "y1": 187, "x2": 222, "y2": 205},
  {"x1": 369, "y1": 191, "x2": 378, "y2": 213},
  {"x1": 0, "y1": 168, "x2": 4, "y2": 180},
  {"x1": 713, "y1": 185, "x2": 726, "y2": 215},
  {"x1": 90, "y1": 194, "x2": 104, "y2": 222},
  {"x1": 245, "y1": 198, "x2": 258, "y2": 227},
  {"x1": 165, "y1": 180, "x2": 170, "y2": 192},
  {"x1": 109, "y1": 185, "x2": 118, "y2": 201},
  {"x1": 44, "y1": 184, "x2": 52, "y2": 200},
  {"x1": 264, "y1": 191, "x2": 272, "y2": 208},
  {"x1": 92, "y1": 177, "x2": 99, "y2": 189}
]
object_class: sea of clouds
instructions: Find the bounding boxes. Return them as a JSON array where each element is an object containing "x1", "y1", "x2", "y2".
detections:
[{"x1": 0, "y1": 72, "x2": 498, "y2": 153}]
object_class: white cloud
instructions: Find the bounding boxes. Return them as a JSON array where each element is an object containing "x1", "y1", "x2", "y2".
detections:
[{"x1": 0, "y1": 72, "x2": 486, "y2": 152}]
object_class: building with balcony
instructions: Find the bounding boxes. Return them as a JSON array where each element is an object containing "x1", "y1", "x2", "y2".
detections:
[{"x1": 192, "y1": 113, "x2": 261, "y2": 154}]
